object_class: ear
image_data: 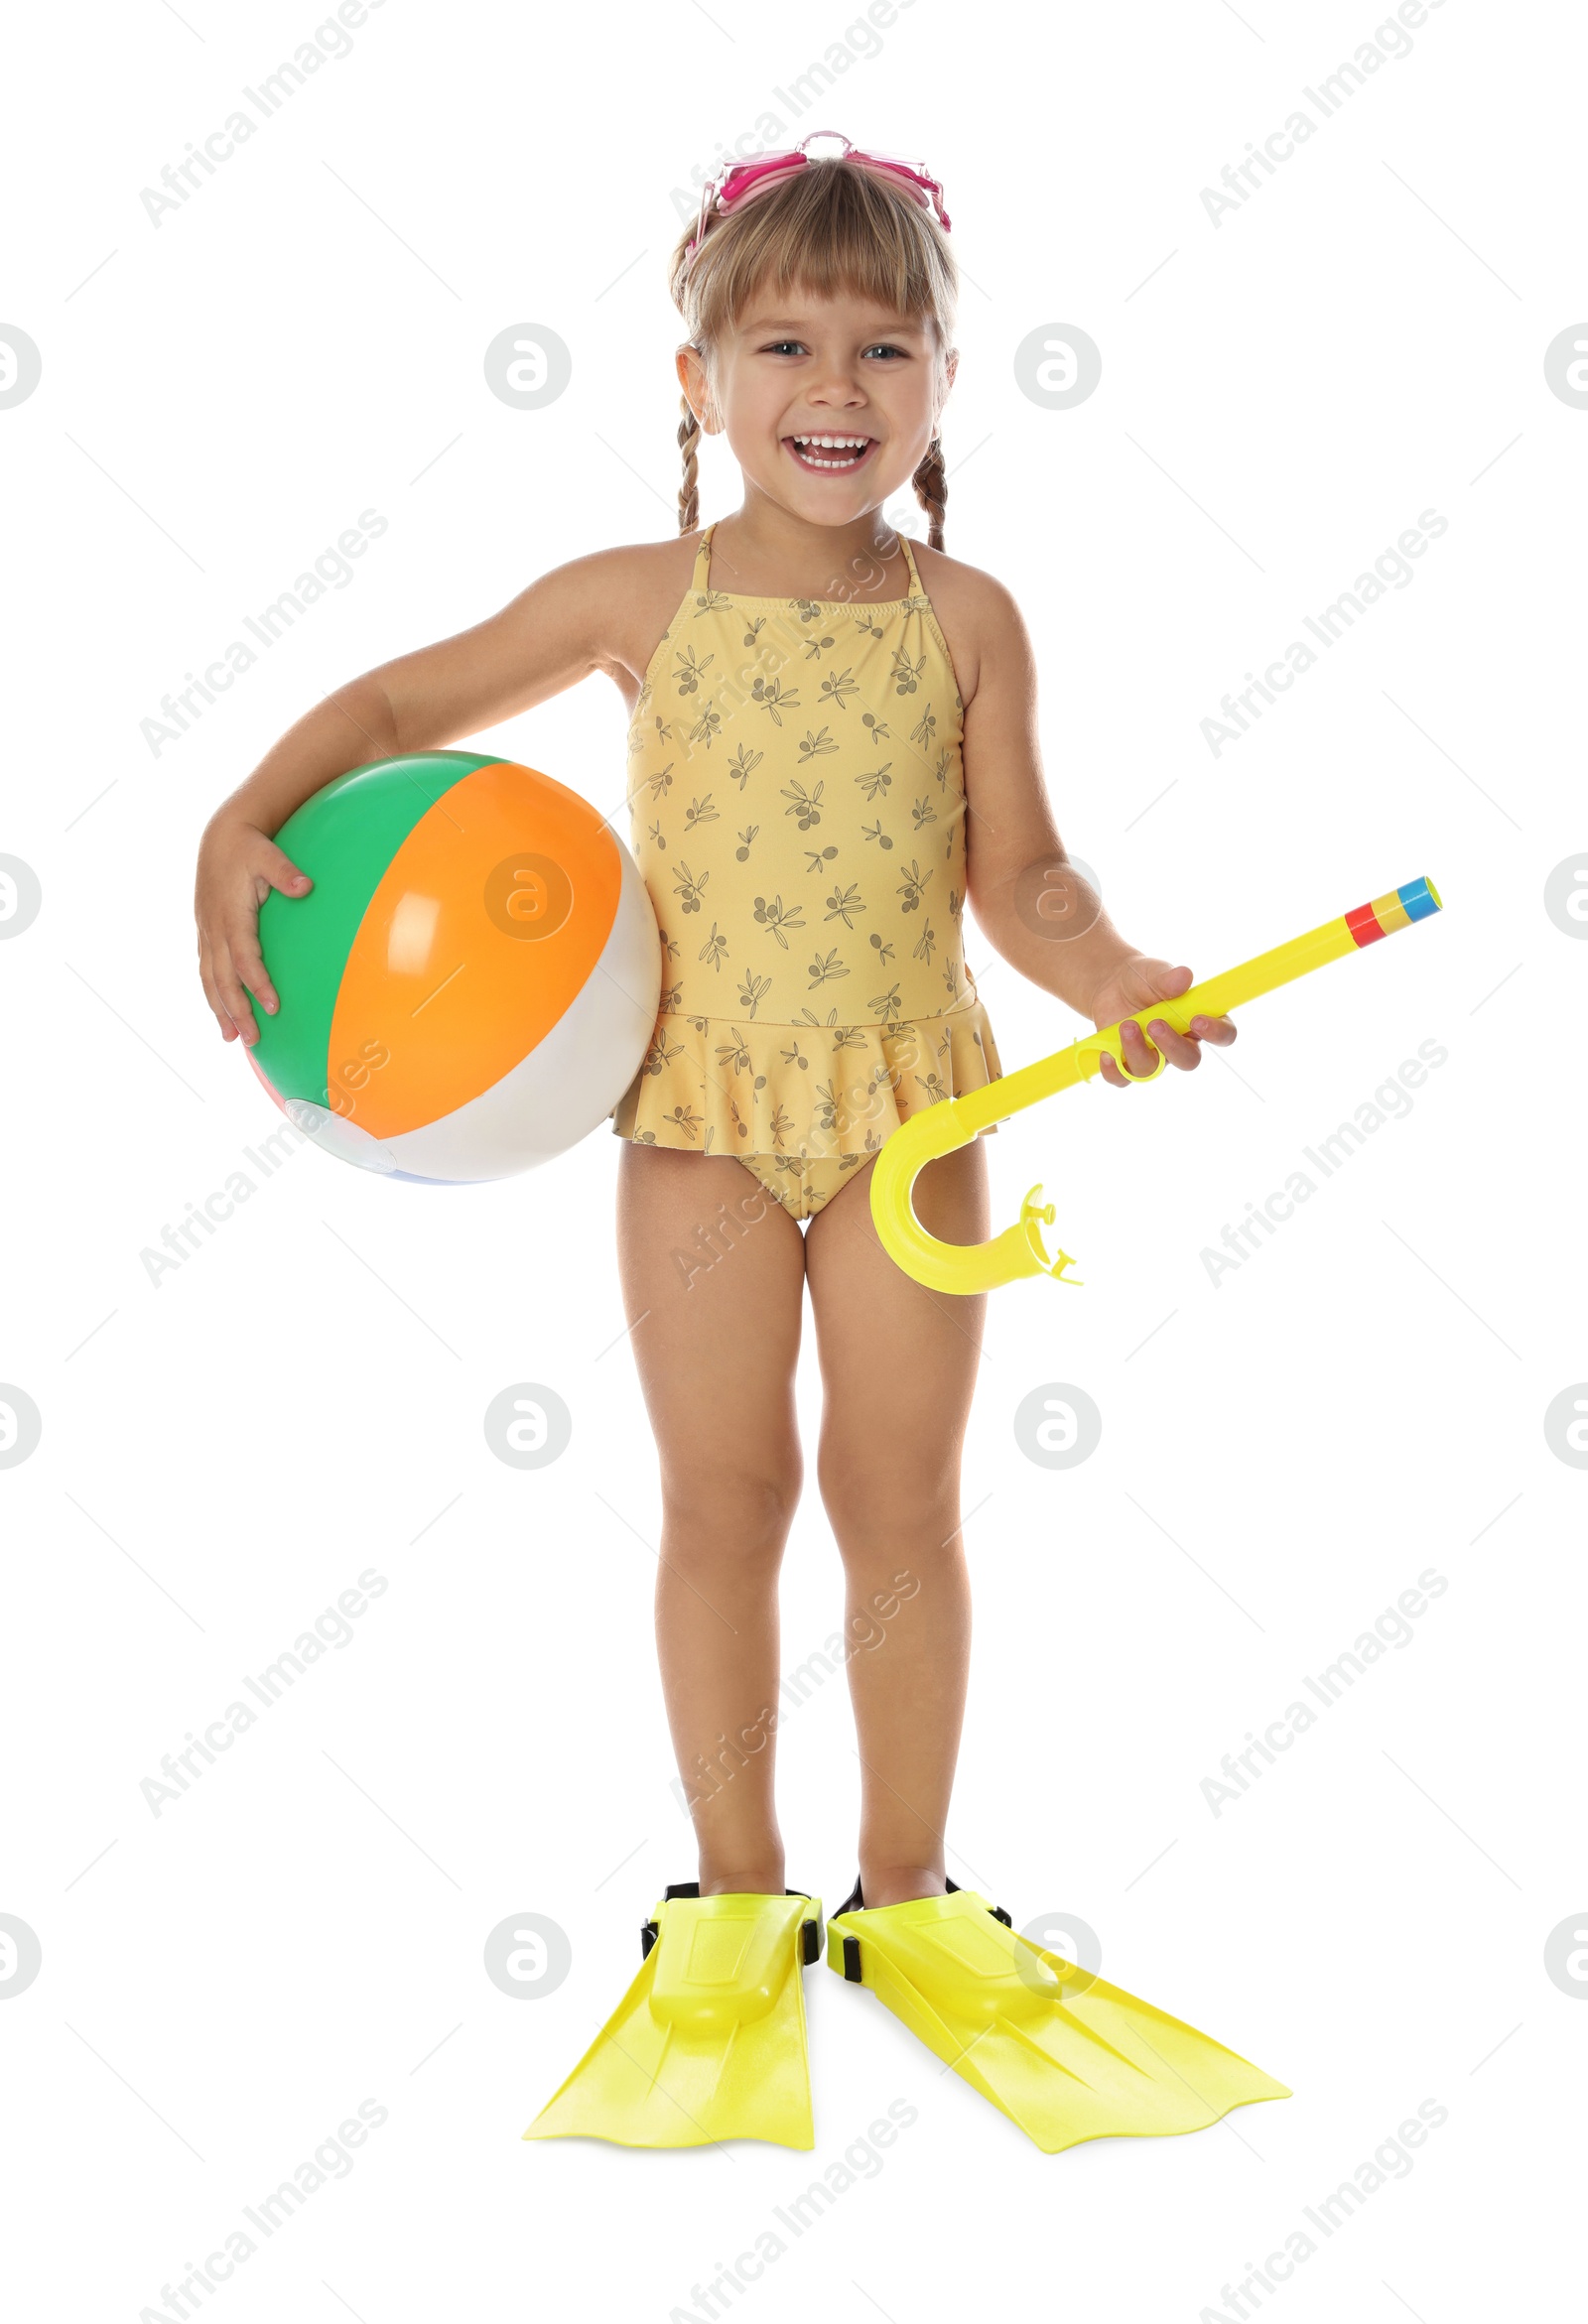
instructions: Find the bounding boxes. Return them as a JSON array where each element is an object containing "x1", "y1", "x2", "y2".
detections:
[
  {"x1": 676, "y1": 342, "x2": 719, "y2": 434},
  {"x1": 937, "y1": 343, "x2": 959, "y2": 417}
]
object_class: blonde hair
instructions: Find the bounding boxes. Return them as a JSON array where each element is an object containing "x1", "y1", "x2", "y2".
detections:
[{"x1": 668, "y1": 159, "x2": 959, "y2": 551}]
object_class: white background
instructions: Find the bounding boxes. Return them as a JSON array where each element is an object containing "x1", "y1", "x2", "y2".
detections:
[{"x1": 1, "y1": 2, "x2": 1582, "y2": 2317}]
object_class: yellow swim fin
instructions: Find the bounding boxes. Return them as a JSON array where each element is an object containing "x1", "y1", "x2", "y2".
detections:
[
  {"x1": 828, "y1": 1880, "x2": 1289, "y2": 2154},
  {"x1": 525, "y1": 1884, "x2": 824, "y2": 2149}
]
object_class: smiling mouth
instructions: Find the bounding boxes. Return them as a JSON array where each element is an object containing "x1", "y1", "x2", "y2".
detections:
[{"x1": 785, "y1": 433, "x2": 877, "y2": 472}]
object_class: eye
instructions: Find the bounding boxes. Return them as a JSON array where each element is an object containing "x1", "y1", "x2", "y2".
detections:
[
  {"x1": 761, "y1": 340, "x2": 808, "y2": 357},
  {"x1": 863, "y1": 343, "x2": 909, "y2": 360}
]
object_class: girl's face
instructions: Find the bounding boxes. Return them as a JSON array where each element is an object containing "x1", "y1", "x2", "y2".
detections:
[{"x1": 681, "y1": 286, "x2": 955, "y2": 531}]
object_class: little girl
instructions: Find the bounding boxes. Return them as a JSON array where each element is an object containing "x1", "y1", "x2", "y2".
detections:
[{"x1": 196, "y1": 135, "x2": 1281, "y2": 2155}]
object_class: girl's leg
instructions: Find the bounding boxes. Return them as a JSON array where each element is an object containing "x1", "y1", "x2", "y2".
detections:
[
  {"x1": 802, "y1": 1141, "x2": 990, "y2": 1909},
  {"x1": 615, "y1": 1141, "x2": 808, "y2": 1896}
]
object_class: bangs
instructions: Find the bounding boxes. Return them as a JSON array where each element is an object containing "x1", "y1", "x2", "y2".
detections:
[{"x1": 672, "y1": 161, "x2": 958, "y2": 349}]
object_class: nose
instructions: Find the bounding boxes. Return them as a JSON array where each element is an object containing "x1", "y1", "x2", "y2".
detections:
[{"x1": 803, "y1": 357, "x2": 867, "y2": 410}]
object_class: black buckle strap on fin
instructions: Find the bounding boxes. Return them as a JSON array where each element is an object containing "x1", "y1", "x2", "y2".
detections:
[
  {"x1": 838, "y1": 1874, "x2": 865, "y2": 1974},
  {"x1": 946, "y1": 1874, "x2": 1012, "y2": 1925},
  {"x1": 642, "y1": 1878, "x2": 702, "y2": 1957},
  {"x1": 645, "y1": 1879, "x2": 821, "y2": 1960},
  {"x1": 835, "y1": 1872, "x2": 1005, "y2": 1971},
  {"x1": 788, "y1": 1888, "x2": 825, "y2": 1964}
]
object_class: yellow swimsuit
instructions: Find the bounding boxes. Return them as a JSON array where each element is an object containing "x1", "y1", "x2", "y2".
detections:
[{"x1": 611, "y1": 520, "x2": 1003, "y2": 1222}]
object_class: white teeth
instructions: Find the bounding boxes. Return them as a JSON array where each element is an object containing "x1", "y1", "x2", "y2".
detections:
[{"x1": 790, "y1": 433, "x2": 872, "y2": 468}]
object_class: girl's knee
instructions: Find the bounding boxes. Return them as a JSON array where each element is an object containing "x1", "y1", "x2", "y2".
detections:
[
  {"x1": 662, "y1": 1453, "x2": 804, "y2": 1554},
  {"x1": 816, "y1": 1453, "x2": 960, "y2": 1553}
]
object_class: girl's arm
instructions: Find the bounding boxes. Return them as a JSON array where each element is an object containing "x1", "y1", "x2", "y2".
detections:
[
  {"x1": 196, "y1": 550, "x2": 635, "y2": 1045},
  {"x1": 956, "y1": 573, "x2": 1234, "y2": 1087}
]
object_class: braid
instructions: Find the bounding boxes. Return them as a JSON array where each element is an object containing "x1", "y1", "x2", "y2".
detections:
[
  {"x1": 911, "y1": 433, "x2": 946, "y2": 553},
  {"x1": 677, "y1": 392, "x2": 701, "y2": 535}
]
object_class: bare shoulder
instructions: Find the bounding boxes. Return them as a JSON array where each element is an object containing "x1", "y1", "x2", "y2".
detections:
[
  {"x1": 907, "y1": 543, "x2": 1029, "y2": 708},
  {"x1": 540, "y1": 535, "x2": 699, "y2": 694}
]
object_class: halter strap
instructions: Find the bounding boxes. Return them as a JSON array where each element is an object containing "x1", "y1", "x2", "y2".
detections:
[{"x1": 690, "y1": 522, "x2": 718, "y2": 591}]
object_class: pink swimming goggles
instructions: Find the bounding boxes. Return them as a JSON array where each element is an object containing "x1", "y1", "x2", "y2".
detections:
[{"x1": 685, "y1": 131, "x2": 951, "y2": 269}]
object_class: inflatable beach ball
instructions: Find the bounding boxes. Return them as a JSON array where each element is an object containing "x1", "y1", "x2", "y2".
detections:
[{"x1": 247, "y1": 751, "x2": 660, "y2": 1183}]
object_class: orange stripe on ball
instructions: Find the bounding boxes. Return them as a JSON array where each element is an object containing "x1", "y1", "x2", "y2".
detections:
[{"x1": 328, "y1": 760, "x2": 621, "y2": 1139}]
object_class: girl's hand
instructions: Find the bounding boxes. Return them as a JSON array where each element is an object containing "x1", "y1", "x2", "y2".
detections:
[
  {"x1": 1086, "y1": 956, "x2": 1236, "y2": 1089},
  {"x1": 196, "y1": 818, "x2": 313, "y2": 1045}
]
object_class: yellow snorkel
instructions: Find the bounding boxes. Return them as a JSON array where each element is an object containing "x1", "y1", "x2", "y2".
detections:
[{"x1": 870, "y1": 877, "x2": 1444, "y2": 1295}]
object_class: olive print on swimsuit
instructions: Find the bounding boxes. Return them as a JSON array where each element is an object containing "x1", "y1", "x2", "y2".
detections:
[{"x1": 610, "y1": 521, "x2": 1004, "y2": 1175}]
